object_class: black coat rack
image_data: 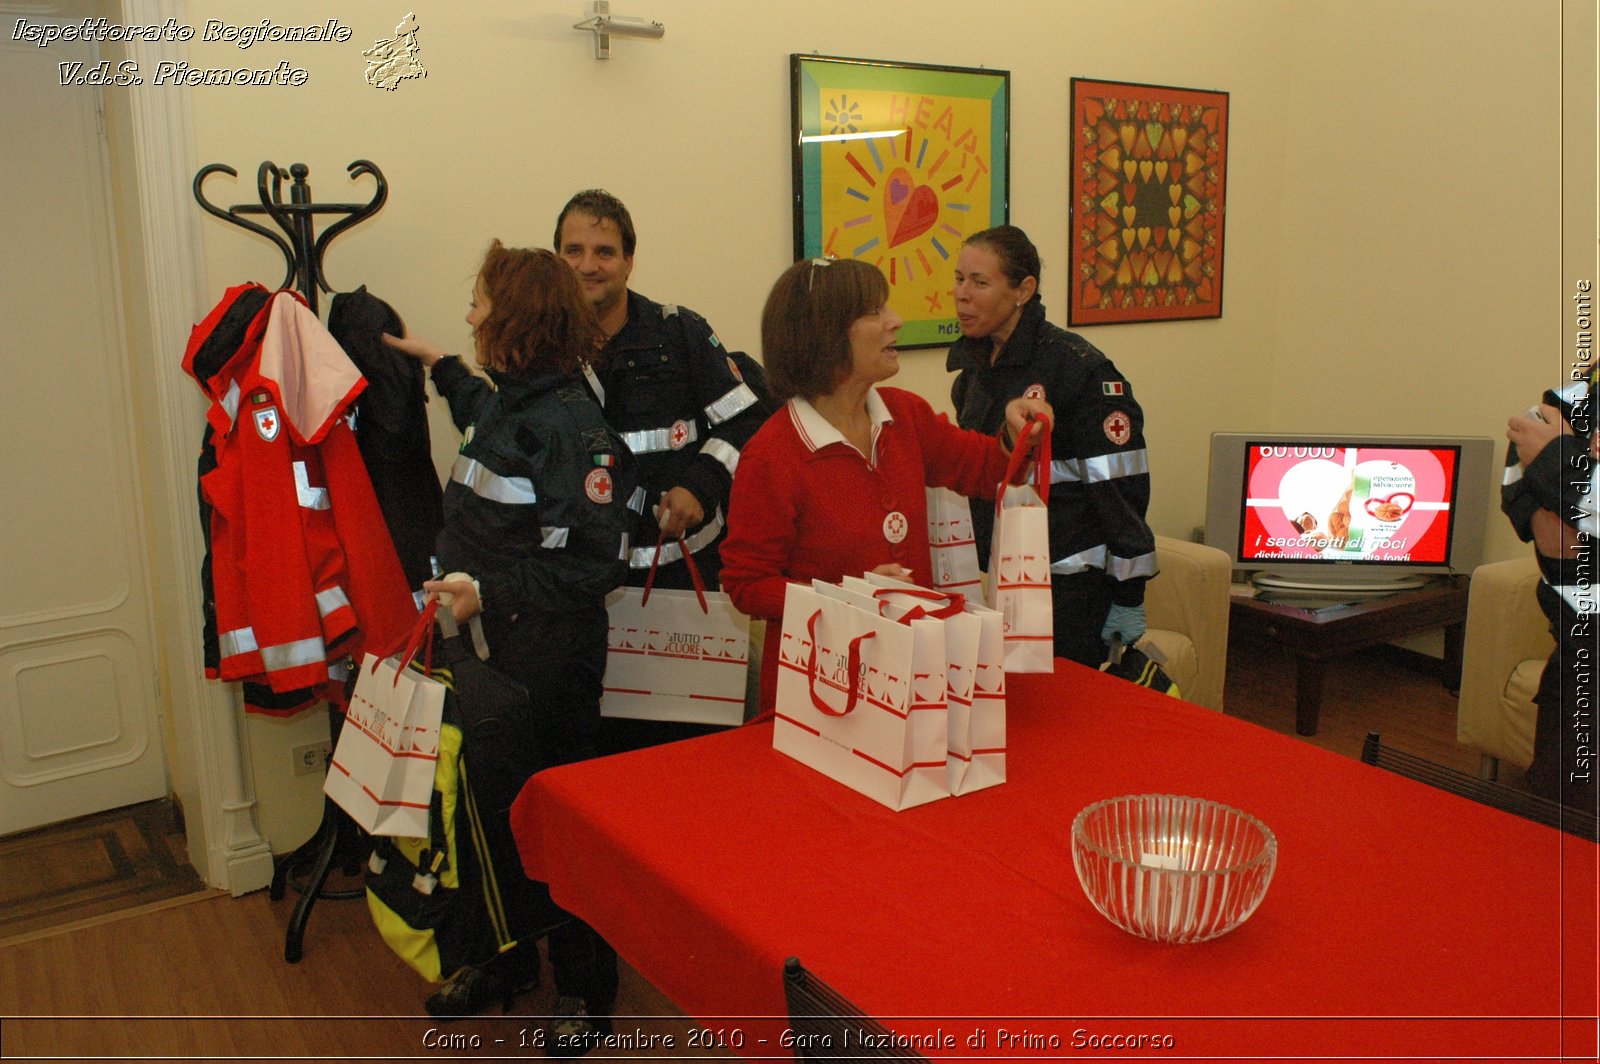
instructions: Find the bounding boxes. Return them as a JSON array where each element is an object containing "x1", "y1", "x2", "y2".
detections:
[
  {"x1": 193, "y1": 159, "x2": 387, "y2": 314},
  {"x1": 193, "y1": 159, "x2": 386, "y2": 963}
]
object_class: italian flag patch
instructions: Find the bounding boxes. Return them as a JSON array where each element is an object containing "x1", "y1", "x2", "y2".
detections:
[
  {"x1": 592, "y1": 453, "x2": 615, "y2": 467},
  {"x1": 1102, "y1": 381, "x2": 1124, "y2": 396}
]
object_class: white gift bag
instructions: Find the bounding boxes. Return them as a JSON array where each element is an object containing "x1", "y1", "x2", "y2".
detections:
[
  {"x1": 926, "y1": 486, "x2": 983, "y2": 596},
  {"x1": 601, "y1": 530, "x2": 750, "y2": 726},
  {"x1": 835, "y1": 578, "x2": 954, "y2": 794},
  {"x1": 772, "y1": 581, "x2": 947, "y2": 811},
  {"x1": 601, "y1": 587, "x2": 750, "y2": 726},
  {"x1": 326, "y1": 638, "x2": 447, "y2": 838},
  {"x1": 862, "y1": 573, "x2": 1007, "y2": 795},
  {"x1": 987, "y1": 420, "x2": 1056, "y2": 672},
  {"x1": 959, "y1": 596, "x2": 1008, "y2": 793}
]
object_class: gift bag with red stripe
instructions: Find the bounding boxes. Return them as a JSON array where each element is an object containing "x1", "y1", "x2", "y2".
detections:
[
  {"x1": 773, "y1": 580, "x2": 948, "y2": 811},
  {"x1": 831, "y1": 579, "x2": 953, "y2": 789},
  {"x1": 326, "y1": 603, "x2": 447, "y2": 838},
  {"x1": 861, "y1": 574, "x2": 1007, "y2": 795},
  {"x1": 601, "y1": 532, "x2": 749, "y2": 726},
  {"x1": 960, "y1": 597, "x2": 1008, "y2": 791},
  {"x1": 926, "y1": 487, "x2": 983, "y2": 597},
  {"x1": 986, "y1": 420, "x2": 1056, "y2": 672}
]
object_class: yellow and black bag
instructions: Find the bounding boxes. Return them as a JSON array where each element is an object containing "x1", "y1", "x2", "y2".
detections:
[
  {"x1": 365, "y1": 625, "x2": 562, "y2": 984},
  {"x1": 1100, "y1": 637, "x2": 1182, "y2": 699},
  {"x1": 364, "y1": 659, "x2": 513, "y2": 982}
]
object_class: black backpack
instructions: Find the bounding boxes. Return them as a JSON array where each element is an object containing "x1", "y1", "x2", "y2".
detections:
[{"x1": 364, "y1": 629, "x2": 561, "y2": 983}]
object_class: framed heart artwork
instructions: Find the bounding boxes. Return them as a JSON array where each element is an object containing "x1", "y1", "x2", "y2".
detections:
[
  {"x1": 1068, "y1": 78, "x2": 1229, "y2": 326},
  {"x1": 791, "y1": 54, "x2": 1009, "y2": 349}
]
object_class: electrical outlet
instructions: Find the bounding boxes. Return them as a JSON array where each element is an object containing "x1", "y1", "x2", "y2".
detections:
[{"x1": 291, "y1": 740, "x2": 332, "y2": 776}]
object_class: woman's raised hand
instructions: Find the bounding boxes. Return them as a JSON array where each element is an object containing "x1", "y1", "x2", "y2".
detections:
[{"x1": 382, "y1": 329, "x2": 448, "y2": 368}]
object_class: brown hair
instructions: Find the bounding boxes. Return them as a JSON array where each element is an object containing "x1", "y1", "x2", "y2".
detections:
[
  {"x1": 553, "y1": 189, "x2": 637, "y2": 258},
  {"x1": 964, "y1": 225, "x2": 1042, "y2": 300},
  {"x1": 472, "y1": 242, "x2": 602, "y2": 376},
  {"x1": 760, "y1": 258, "x2": 889, "y2": 401}
]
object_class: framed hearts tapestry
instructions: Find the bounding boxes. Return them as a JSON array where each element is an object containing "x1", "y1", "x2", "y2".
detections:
[
  {"x1": 1068, "y1": 77, "x2": 1228, "y2": 326},
  {"x1": 791, "y1": 54, "x2": 1010, "y2": 348}
]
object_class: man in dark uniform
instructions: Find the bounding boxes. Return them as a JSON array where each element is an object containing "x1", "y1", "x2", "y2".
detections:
[
  {"x1": 1503, "y1": 366, "x2": 1598, "y2": 811},
  {"x1": 554, "y1": 189, "x2": 765, "y2": 592},
  {"x1": 554, "y1": 190, "x2": 767, "y2": 753}
]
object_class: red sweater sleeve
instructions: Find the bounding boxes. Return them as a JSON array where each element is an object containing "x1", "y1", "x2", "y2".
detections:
[
  {"x1": 720, "y1": 423, "x2": 799, "y2": 622},
  {"x1": 886, "y1": 388, "x2": 1009, "y2": 499}
]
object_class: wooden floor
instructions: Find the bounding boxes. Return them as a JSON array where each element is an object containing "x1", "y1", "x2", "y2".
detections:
[
  {"x1": 0, "y1": 886, "x2": 721, "y2": 1062},
  {"x1": 0, "y1": 637, "x2": 1515, "y2": 1061},
  {"x1": 0, "y1": 797, "x2": 209, "y2": 946},
  {"x1": 1222, "y1": 634, "x2": 1531, "y2": 790}
]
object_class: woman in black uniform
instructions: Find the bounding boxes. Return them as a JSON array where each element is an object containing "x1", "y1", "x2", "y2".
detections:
[
  {"x1": 946, "y1": 225, "x2": 1158, "y2": 667},
  {"x1": 386, "y1": 242, "x2": 637, "y2": 1051}
]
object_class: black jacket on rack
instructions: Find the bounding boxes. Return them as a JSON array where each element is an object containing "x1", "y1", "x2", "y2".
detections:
[{"x1": 329, "y1": 286, "x2": 444, "y2": 591}]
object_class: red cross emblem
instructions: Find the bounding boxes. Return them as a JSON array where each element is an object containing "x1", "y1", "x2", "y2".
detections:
[
  {"x1": 1103, "y1": 410, "x2": 1132, "y2": 446},
  {"x1": 585, "y1": 467, "x2": 614, "y2": 504},
  {"x1": 253, "y1": 406, "x2": 280, "y2": 442},
  {"x1": 1024, "y1": 383, "x2": 1046, "y2": 400},
  {"x1": 882, "y1": 510, "x2": 908, "y2": 544},
  {"x1": 669, "y1": 420, "x2": 691, "y2": 449}
]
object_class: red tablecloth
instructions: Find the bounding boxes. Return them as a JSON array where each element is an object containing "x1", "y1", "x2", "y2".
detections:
[{"x1": 511, "y1": 664, "x2": 1598, "y2": 1060}]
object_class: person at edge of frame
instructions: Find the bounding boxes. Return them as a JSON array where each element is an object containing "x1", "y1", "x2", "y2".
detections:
[{"x1": 1504, "y1": 361, "x2": 1598, "y2": 812}]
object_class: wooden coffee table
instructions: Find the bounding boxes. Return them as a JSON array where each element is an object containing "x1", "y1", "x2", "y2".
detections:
[{"x1": 1227, "y1": 577, "x2": 1470, "y2": 735}]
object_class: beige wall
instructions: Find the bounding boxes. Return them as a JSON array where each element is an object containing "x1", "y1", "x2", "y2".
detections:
[{"x1": 174, "y1": 0, "x2": 1590, "y2": 846}]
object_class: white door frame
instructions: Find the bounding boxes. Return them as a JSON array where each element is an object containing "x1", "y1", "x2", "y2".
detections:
[{"x1": 120, "y1": 0, "x2": 273, "y2": 894}]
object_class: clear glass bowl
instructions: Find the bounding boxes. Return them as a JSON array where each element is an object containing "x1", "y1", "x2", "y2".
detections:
[{"x1": 1071, "y1": 794, "x2": 1277, "y2": 944}]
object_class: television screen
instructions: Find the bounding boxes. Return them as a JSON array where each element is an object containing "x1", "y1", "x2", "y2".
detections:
[
  {"x1": 1238, "y1": 443, "x2": 1460, "y2": 565},
  {"x1": 1205, "y1": 434, "x2": 1495, "y2": 591}
]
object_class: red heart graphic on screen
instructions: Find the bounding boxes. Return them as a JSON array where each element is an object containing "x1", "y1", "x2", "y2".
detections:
[
  {"x1": 884, "y1": 167, "x2": 938, "y2": 247},
  {"x1": 1365, "y1": 492, "x2": 1415, "y2": 518},
  {"x1": 1249, "y1": 454, "x2": 1444, "y2": 561}
]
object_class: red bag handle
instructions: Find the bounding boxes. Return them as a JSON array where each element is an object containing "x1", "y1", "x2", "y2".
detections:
[
  {"x1": 998, "y1": 416, "x2": 1052, "y2": 507},
  {"x1": 871, "y1": 587, "x2": 966, "y2": 622},
  {"x1": 641, "y1": 527, "x2": 709, "y2": 613},
  {"x1": 805, "y1": 608, "x2": 874, "y2": 717},
  {"x1": 376, "y1": 598, "x2": 440, "y2": 684}
]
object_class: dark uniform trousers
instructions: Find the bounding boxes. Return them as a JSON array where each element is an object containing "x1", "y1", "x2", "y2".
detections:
[
  {"x1": 481, "y1": 608, "x2": 618, "y2": 1011},
  {"x1": 1051, "y1": 571, "x2": 1119, "y2": 668}
]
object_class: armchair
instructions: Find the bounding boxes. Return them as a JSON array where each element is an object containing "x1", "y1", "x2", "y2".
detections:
[
  {"x1": 1140, "y1": 535, "x2": 1233, "y2": 711},
  {"x1": 1456, "y1": 556, "x2": 1553, "y2": 780}
]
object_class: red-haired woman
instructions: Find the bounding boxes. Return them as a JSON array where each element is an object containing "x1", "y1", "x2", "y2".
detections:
[{"x1": 385, "y1": 242, "x2": 636, "y2": 1049}]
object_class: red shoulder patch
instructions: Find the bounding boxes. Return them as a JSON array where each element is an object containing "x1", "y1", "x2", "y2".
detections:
[
  {"x1": 584, "y1": 467, "x2": 614, "y2": 504},
  {"x1": 1103, "y1": 410, "x2": 1132, "y2": 446}
]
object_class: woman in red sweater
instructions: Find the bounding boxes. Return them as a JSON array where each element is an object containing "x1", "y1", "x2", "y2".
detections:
[{"x1": 721, "y1": 257, "x2": 1051, "y2": 712}]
